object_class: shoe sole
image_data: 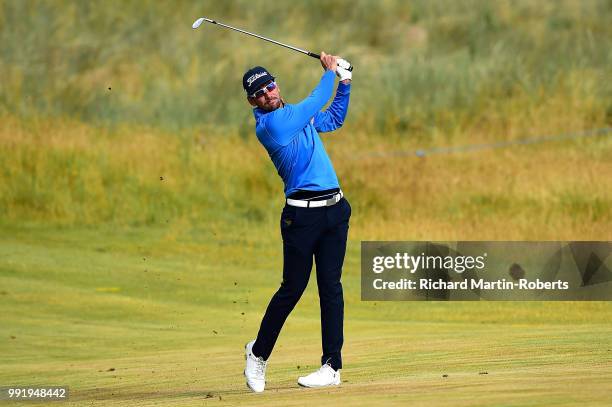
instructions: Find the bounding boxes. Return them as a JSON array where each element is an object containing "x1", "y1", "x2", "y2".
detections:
[{"x1": 297, "y1": 381, "x2": 341, "y2": 388}]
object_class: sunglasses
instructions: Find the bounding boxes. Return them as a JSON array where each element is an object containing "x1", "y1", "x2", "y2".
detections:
[{"x1": 249, "y1": 81, "x2": 277, "y2": 98}]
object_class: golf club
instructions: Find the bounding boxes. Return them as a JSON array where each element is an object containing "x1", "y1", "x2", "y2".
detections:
[{"x1": 192, "y1": 17, "x2": 353, "y2": 71}]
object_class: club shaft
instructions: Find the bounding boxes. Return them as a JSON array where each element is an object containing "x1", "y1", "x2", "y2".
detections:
[{"x1": 202, "y1": 18, "x2": 320, "y2": 60}]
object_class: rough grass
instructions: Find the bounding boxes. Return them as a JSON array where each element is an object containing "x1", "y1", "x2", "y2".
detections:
[
  {"x1": 1, "y1": 0, "x2": 610, "y2": 230},
  {"x1": 1, "y1": 0, "x2": 610, "y2": 134},
  {"x1": 1, "y1": 115, "x2": 611, "y2": 237}
]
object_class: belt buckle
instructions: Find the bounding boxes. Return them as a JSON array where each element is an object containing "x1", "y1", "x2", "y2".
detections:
[{"x1": 325, "y1": 192, "x2": 340, "y2": 207}]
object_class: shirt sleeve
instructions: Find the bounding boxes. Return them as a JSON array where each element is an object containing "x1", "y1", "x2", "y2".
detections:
[
  {"x1": 263, "y1": 70, "x2": 336, "y2": 146},
  {"x1": 313, "y1": 81, "x2": 351, "y2": 133}
]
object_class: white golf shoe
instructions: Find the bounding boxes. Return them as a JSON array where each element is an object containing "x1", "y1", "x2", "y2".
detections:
[
  {"x1": 244, "y1": 340, "x2": 267, "y2": 393},
  {"x1": 297, "y1": 364, "x2": 341, "y2": 388}
]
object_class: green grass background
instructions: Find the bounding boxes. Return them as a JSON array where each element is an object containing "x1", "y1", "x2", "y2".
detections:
[{"x1": 1, "y1": 0, "x2": 611, "y2": 405}]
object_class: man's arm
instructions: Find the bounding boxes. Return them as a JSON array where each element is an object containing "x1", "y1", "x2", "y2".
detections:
[
  {"x1": 263, "y1": 70, "x2": 336, "y2": 145},
  {"x1": 312, "y1": 80, "x2": 351, "y2": 133},
  {"x1": 263, "y1": 52, "x2": 338, "y2": 146}
]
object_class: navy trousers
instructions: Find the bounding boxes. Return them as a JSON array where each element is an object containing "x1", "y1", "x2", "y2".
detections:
[{"x1": 252, "y1": 197, "x2": 351, "y2": 371}]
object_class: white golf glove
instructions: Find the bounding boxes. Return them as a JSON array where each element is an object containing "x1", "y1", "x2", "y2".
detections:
[
  {"x1": 337, "y1": 58, "x2": 351, "y2": 70},
  {"x1": 336, "y1": 58, "x2": 352, "y2": 81}
]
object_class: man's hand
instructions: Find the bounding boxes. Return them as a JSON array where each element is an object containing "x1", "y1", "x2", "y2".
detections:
[
  {"x1": 320, "y1": 51, "x2": 337, "y2": 72},
  {"x1": 337, "y1": 58, "x2": 351, "y2": 71},
  {"x1": 336, "y1": 58, "x2": 352, "y2": 82}
]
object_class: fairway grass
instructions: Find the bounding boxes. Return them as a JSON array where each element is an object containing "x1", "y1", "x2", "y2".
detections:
[{"x1": 1, "y1": 226, "x2": 611, "y2": 406}]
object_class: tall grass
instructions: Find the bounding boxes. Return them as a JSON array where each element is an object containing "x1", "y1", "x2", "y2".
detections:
[
  {"x1": 0, "y1": 0, "x2": 610, "y2": 235},
  {"x1": 0, "y1": 0, "x2": 609, "y2": 134},
  {"x1": 1, "y1": 113, "x2": 610, "y2": 239}
]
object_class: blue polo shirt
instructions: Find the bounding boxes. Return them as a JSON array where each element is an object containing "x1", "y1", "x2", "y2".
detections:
[{"x1": 252, "y1": 70, "x2": 351, "y2": 197}]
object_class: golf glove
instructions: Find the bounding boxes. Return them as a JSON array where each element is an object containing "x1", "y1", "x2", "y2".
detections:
[
  {"x1": 337, "y1": 58, "x2": 351, "y2": 70},
  {"x1": 336, "y1": 67, "x2": 352, "y2": 81},
  {"x1": 336, "y1": 58, "x2": 352, "y2": 81}
]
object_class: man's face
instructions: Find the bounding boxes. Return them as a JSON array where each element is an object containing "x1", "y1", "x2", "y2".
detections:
[{"x1": 247, "y1": 81, "x2": 282, "y2": 111}]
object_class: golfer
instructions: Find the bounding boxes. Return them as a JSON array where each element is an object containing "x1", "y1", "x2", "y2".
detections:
[{"x1": 242, "y1": 52, "x2": 352, "y2": 392}]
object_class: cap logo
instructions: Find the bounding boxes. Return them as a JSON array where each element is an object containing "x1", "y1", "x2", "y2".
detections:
[{"x1": 247, "y1": 71, "x2": 268, "y2": 87}]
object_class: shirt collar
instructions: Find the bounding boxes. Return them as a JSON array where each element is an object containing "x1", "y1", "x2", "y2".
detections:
[
  {"x1": 253, "y1": 104, "x2": 286, "y2": 120},
  {"x1": 253, "y1": 107, "x2": 268, "y2": 121}
]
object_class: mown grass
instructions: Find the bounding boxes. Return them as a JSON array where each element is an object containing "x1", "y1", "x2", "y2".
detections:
[{"x1": 1, "y1": 226, "x2": 611, "y2": 406}]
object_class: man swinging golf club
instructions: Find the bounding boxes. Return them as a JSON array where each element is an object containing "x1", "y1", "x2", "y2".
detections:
[{"x1": 243, "y1": 52, "x2": 352, "y2": 392}]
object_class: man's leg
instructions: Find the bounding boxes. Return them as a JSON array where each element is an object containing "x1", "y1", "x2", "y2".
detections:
[
  {"x1": 252, "y1": 206, "x2": 324, "y2": 360},
  {"x1": 313, "y1": 198, "x2": 351, "y2": 371}
]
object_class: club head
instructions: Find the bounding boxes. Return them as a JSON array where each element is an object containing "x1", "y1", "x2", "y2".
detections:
[{"x1": 192, "y1": 18, "x2": 205, "y2": 29}]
